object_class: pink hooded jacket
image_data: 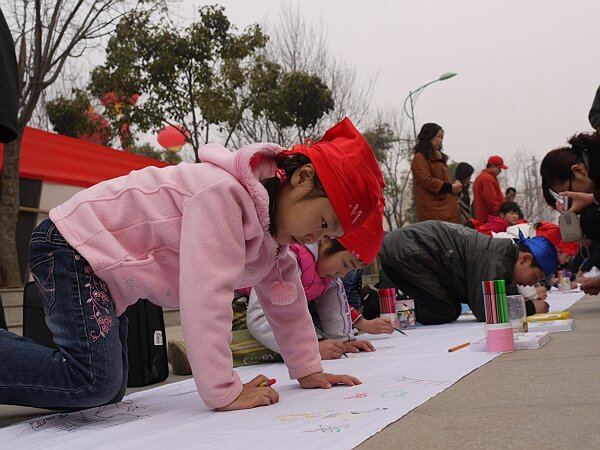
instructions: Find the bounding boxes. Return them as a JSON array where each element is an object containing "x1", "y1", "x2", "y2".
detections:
[{"x1": 49, "y1": 142, "x2": 322, "y2": 408}]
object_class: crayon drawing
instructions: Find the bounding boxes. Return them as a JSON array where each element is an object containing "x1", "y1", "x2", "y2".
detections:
[
  {"x1": 27, "y1": 401, "x2": 150, "y2": 433},
  {"x1": 343, "y1": 392, "x2": 368, "y2": 399},
  {"x1": 303, "y1": 424, "x2": 350, "y2": 433},
  {"x1": 393, "y1": 376, "x2": 453, "y2": 386},
  {"x1": 275, "y1": 410, "x2": 334, "y2": 422},
  {"x1": 380, "y1": 390, "x2": 408, "y2": 398}
]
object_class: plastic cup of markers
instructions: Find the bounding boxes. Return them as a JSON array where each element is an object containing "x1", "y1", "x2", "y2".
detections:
[
  {"x1": 560, "y1": 278, "x2": 572, "y2": 293},
  {"x1": 378, "y1": 288, "x2": 396, "y2": 314},
  {"x1": 485, "y1": 323, "x2": 515, "y2": 353},
  {"x1": 379, "y1": 288, "x2": 398, "y2": 327}
]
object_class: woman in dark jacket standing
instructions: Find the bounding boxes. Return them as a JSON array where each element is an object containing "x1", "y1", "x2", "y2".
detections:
[
  {"x1": 411, "y1": 123, "x2": 461, "y2": 223},
  {"x1": 454, "y1": 162, "x2": 475, "y2": 223}
]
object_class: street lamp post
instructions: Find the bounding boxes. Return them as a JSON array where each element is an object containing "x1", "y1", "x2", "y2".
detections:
[{"x1": 403, "y1": 72, "x2": 457, "y2": 143}]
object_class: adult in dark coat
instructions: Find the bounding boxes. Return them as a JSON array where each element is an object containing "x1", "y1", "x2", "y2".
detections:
[
  {"x1": 378, "y1": 221, "x2": 557, "y2": 325},
  {"x1": 589, "y1": 85, "x2": 600, "y2": 131},
  {"x1": 0, "y1": 9, "x2": 18, "y2": 143},
  {"x1": 0, "y1": 8, "x2": 19, "y2": 330},
  {"x1": 540, "y1": 131, "x2": 600, "y2": 294},
  {"x1": 411, "y1": 123, "x2": 461, "y2": 223}
]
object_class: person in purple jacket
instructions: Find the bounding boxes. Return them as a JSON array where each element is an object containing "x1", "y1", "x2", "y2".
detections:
[{"x1": 0, "y1": 118, "x2": 384, "y2": 412}]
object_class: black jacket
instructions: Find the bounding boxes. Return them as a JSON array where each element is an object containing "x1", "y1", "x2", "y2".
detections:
[
  {"x1": 579, "y1": 137, "x2": 600, "y2": 242},
  {"x1": 379, "y1": 221, "x2": 518, "y2": 322},
  {"x1": 590, "y1": 85, "x2": 600, "y2": 131}
]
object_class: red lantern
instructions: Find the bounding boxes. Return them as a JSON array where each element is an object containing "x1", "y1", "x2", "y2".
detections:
[{"x1": 157, "y1": 125, "x2": 189, "y2": 152}]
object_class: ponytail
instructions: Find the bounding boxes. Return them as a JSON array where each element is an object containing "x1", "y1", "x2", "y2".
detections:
[{"x1": 263, "y1": 154, "x2": 326, "y2": 235}]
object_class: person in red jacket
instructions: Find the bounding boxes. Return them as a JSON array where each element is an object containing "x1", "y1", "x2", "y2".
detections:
[{"x1": 472, "y1": 155, "x2": 507, "y2": 221}]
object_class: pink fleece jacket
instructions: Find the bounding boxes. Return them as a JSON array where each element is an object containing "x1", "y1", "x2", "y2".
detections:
[{"x1": 49, "y1": 142, "x2": 322, "y2": 409}]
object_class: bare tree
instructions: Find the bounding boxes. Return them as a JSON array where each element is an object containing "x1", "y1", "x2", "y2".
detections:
[
  {"x1": 364, "y1": 110, "x2": 414, "y2": 230},
  {"x1": 0, "y1": 0, "x2": 160, "y2": 287},
  {"x1": 232, "y1": 3, "x2": 373, "y2": 149},
  {"x1": 505, "y1": 150, "x2": 554, "y2": 222}
]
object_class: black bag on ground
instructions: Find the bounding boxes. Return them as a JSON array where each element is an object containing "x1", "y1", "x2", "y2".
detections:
[
  {"x1": 124, "y1": 299, "x2": 169, "y2": 387},
  {"x1": 0, "y1": 293, "x2": 7, "y2": 330},
  {"x1": 23, "y1": 281, "x2": 168, "y2": 387},
  {"x1": 23, "y1": 281, "x2": 55, "y2": 348}
]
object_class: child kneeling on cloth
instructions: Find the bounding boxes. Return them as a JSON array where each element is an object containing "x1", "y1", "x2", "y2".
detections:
[{"x1": 378, "y1": 221, "x2": 558, "y2": 325}]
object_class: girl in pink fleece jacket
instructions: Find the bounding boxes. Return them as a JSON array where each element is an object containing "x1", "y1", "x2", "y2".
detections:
[{"x1": 0, "y1": 118, "x2": 384, "y2": 412}]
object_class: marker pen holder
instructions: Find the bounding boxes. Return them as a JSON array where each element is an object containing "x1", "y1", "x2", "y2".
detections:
[
  {"x1": 378, "y1": 288, "x2": 398, "y2": 327},
  {"x1": 485, "y1": 322, "x2": 515, "y2": 353},
  {"x1": 378, "y1": 288, "x2": 396, "y2": 314}
]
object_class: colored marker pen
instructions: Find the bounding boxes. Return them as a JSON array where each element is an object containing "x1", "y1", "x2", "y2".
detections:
[{"x1": 259, "y1": 378, "x2": 277, "y2": 387}]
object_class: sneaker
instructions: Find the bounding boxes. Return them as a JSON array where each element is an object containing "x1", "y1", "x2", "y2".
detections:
[{"x1": 168, "y1": 339, "x2": 192, "y2": 376}]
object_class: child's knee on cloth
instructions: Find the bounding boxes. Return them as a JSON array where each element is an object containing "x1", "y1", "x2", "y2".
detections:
[{"x1": 67, "y1": 368, "x2": 125, "y2": 408}]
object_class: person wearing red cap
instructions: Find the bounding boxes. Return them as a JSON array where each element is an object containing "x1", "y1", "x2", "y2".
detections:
[
  {"x1": 1, "y1": 117, "x2": 383, "y2": 412},
  {"x1": 472, "y1": 155, "x2": 508, "y2": 221},
  {"x1": 411, "y1": 123, "x2": 462, "y2": 223},
  {"x1": 285, "y1": 117, "x2": 384, "y2": 234}
]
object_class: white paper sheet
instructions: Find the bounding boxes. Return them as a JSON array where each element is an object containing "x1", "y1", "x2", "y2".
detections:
[
  {"x1": 0, "y1": 291, "x2": 583, "y2": 450},
  {"x1": 545, "y1": 287, "x2": 584, "y2": 311}
]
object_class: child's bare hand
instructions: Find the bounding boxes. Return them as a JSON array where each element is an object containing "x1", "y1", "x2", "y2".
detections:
[
  {"x1": 531, "y1": 299, "x2": 550, "y2": 314},
  {"x1": 216, "y1": 375, "x2": 279, "y2": 411},
  {"x1": 318, "y1": 339, "x2": 346, "y2": 359},
  {"x1": 355, "y1": 317, "x2": 394, "y2": 334},
  {"x1": 298, "y1": 372, "x2": 362, "y2": 389},
  {"x1": 581, "y1": 275, "x2": 600, "y2": 296},
  {"x1": 344, "y1": 340, "x2": 375, "y2": 353},
  {"x1": 535, "y1": 286, "x2": 548, "y2": 300}
]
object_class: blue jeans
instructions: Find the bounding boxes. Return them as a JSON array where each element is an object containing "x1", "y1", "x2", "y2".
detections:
[{"x1": 0, "y1": 219, "x2": 129, "y2": 409}]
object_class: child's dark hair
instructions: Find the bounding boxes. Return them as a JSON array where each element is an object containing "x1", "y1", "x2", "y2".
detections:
[
  {"x1": 540, "y1": 132, "x2": 600, "y2": 208},
  {"x1": 500, "y1": 201, "x2": 522, "y2": 216},
  {"x1": 517, "y1": 242, "x2": 542, "y2": 270},
  {"x1": 263, "y1": 154, "x2": 326, "y2": 235},
  {"x1": 454, "y1": 162, "x2": 474, "y2": 182},
  {"x1": 414, "y1": 123, "x2": 448, "y2": 162},
  {"x1": 320, "y1": 239, "x2": 347, "y2": 257},
  {"x1": 505, "y1": 187, "x2": 516, "y2": 196}
]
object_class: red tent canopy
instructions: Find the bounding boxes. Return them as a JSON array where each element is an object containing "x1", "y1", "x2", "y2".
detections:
[{"x1": 0, "y1": 127, "x2": 172, "y2": 187}]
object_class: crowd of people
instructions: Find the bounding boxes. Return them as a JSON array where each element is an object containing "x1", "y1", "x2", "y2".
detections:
[
  {"x1": 407, "y1": 87, "x2": 600, "y2": 300},
  {"x1": 0, "y1": 7, "x2": 598, "y2": 415}
]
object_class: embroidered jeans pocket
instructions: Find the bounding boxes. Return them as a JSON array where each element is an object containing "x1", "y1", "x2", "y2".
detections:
[{"x1": 29, "y1": 253, "x2": 56, "y2": 314}]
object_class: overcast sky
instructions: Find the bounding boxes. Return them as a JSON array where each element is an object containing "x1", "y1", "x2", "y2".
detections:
[{"x1": 174, "y1": 0, "x2": 599, "y2": 168}]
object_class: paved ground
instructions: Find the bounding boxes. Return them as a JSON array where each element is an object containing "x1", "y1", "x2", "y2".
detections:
[{"x1": 1, "y1": 295, "x2": 598, "y2": 449}]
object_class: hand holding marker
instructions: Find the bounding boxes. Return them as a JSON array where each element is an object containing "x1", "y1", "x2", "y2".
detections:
[
  {"x1": 315, "y1": 326, "x2": 348, "y2": 357},
  {"x1": 259, "y1": 378, "x2": 276, "y2": 387}
]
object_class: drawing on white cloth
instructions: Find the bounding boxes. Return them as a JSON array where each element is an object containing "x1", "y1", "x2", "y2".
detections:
[
  {"x1": 28, "y1": 400, "x2": 150, "y2": 433},
  {"x1": 372, "y1": 345, "x2": 395, "y2": 351},
  {"x1": 275, "y1": 410, "x2": 335, "y2": 422},
  {"x1": 322, "y1": 408, "x2": 389, "y2": 421},
  {"x1": 393, "y1": 376, "x2": 453, "y2": 386},
  {"x1": 343, "y1": 392, "x2": 368, "y2": 399},
  {"x1": 276, "y1": 407, "x2": 388, "y2": 424},
  {"x1": 380, "y1": 390, "x2": 408, "y2": 398},
  {"x1": 303, "y1": 424, "x2": 350, "y2": 433}
]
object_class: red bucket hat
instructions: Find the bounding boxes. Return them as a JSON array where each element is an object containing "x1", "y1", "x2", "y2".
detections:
[
  {"x1": 535, "y1": 222, "x2": 578, "y2": 256},
  {"x1": 284, "y1": 118, "x2": 384, "y2": 234},
  {"x1": 338, "y1": 200, "x2": 385, "y2": 264}
]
